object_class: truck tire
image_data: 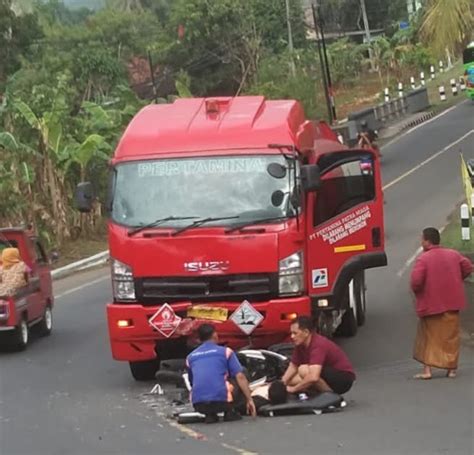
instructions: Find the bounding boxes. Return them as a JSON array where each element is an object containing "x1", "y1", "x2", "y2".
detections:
[
  {"x1": 337, "y1": 308, "x2": 358, "y2": 337},
  {"x1": 335, "y1": 283, "x2": 357, "y2": 337},
  {"x1": 37, "y1": 305, "x2": 53, "y2": 337},
  {"x1": 12, "y1": 317, "x2": 29, "y2": 351},
  {"x1": 354, "y1": 272, "x2": 366, "y2": 327},
  {"x1": 129, "y1": 360, "x2": 160, "y2": 381}
]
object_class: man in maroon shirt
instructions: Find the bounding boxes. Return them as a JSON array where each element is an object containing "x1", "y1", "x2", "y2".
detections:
[
  {"x1": 411, "y1": 227, "x2": 473, "y2": 380},
  {"x1": 281, "y1": 316, "x2": 355, "y2": 395}
]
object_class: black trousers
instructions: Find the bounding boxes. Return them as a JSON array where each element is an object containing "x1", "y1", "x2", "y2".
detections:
[
  {"x1": 321, "y1": 367, "x2": 354, "y2": 394},
  {"x1": 194, "y1": 401, "x2": 232, "y2": 416}
]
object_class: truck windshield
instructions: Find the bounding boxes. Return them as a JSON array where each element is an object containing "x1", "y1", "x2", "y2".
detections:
[{"x1": 111, "y1": 154, "x2": 298, "y2": 228}]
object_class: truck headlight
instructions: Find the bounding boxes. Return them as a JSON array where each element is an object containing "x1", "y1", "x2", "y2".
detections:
[
  {"x1": 111, "y1": 258, "x2": 136, "y2": 301},
  {"x1": 279, "y1": 251, "x2": 304, "y2": 296}
]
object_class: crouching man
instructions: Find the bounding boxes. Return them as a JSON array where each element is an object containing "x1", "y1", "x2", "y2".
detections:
[
  {"x1": 281, "y1": 316, "x2": 356, "y2": 396},
  {"x1": 186, "y1": 323, "x2": 257, "y2": 423}
]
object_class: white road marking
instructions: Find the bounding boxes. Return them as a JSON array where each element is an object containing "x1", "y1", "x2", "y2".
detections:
[
  {"x1": 396, "y1": 225, "x2": 448, "y2": 278},
  {"x1": 55, "y1": 275, "x2": 109, "y2": 300},
  {"x1": 381, "y1": 100, "x2": 468, "y2": 150},
  {"x1": 396, "y1": 247, "x2": 422, "y2": 278},
  {"x1": 383, "y1": 129, "x2": 474, "y2": 191}
]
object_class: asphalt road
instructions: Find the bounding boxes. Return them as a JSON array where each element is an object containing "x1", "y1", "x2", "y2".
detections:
[{"x1": 1, "y1": 100, "x2": 473, "y2": 455}]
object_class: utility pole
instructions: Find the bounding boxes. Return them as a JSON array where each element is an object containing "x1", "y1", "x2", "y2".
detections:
[
  {"x1": 312, "y1": 2, "x2": 334, "y2": 124},
  {"x1": 285, "y1": 0, "x2": 296, "y2": 77},
  {"x1": 318, "y1": 7, "x2": 336, "y2": 122},
  {"x1": 360, "y1": 0, "x2": 375, "y2": 71}
]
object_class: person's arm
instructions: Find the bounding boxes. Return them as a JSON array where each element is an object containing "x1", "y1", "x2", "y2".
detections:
[
  {"x1": 235, "y1": 372, "x2": 256, "y2": 417},
  {"x1": 227, "y1": 350, "x2": 256, "y2": 417},
  {"x1": 281, "y1": 362, "x2": 298, "y2": 386},
  {"x1": 460, "y1": 255, "x2": 473, "y2": 280},
  {"x1": 185, "y1": 357, "x2": 193, "y2": 387},
  {"x1": 286, "y1": 365, "x2": 322, "y2": 394},
  {"x1": 410, "y1": 257, "x2": 426, "y2": 293}
]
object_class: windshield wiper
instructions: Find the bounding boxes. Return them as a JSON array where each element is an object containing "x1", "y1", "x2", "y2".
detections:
[
  {"x1": 172, "y1": 216, "x2": 240, "y2": 236},
  {"x1": 127, "y1": 216, "x2": 199, "y2": 237},
  {"x1": 225, "y1": 216, "x2": 290, "y2": 234}
]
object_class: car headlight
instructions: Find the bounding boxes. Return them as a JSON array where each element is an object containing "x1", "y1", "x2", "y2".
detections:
[
  {"x1": 279, "y1": 251, "x2": 304, "y2": 296},
  {"x1": 111, "y1": 258, "x2": 136, "y2": 301}
]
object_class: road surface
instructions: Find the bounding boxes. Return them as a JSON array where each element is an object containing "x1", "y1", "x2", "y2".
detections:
[{"x1": 1, "y1": 100, "x2": 473, "y2": 455}]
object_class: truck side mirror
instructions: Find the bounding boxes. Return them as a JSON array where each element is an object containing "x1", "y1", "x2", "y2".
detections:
[
  {"x1": 301, "y1": 164, "x2": 321, "y2": 192},
  {"x1": 75, "y1": 182, "x2": 94, "y2": 213}
]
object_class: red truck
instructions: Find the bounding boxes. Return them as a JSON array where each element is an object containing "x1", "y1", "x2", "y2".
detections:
[
  {"x1": 76, "y1": 96, "x2": 386, "y2": 380},
  {"x1": 0, "y1": 228, "x2": 54, "y2": 350}
]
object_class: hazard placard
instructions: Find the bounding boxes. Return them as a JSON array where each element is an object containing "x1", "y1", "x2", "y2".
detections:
[
  {"x1": 230, "y1": 300, "x2": 264, "y2": 335},
  {"x1": 149, "y1": 303, "x2": 182, "y2": 338}
]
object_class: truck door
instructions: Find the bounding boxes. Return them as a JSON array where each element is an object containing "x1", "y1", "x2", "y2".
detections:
[
  {"x1": 31, "y1": 238, "x2": 52, "y2": 316},
  {"x1": 306, "y1": 150, "x2": 386, "y2": 307}
]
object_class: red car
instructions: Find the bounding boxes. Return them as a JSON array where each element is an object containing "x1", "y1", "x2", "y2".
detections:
[{"x1": 0, "y1": 228, "x2": 54, "y2": 350}]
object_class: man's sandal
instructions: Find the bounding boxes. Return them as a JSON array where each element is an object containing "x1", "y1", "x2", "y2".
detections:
[
  {"x1": 446, "y1": 370, "x2": 457, "y2": 379},
  {"x1": 413, "y1": 373, "x2": 432, "y2": 380}
]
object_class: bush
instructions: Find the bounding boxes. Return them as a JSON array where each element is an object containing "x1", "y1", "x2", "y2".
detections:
[{"x1": 327, "y1": 38, "x2": 365, "y2": 85}]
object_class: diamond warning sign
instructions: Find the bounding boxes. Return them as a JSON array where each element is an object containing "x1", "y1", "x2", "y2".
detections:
[
  {"x1": 230, "y1": 300, "x2": 264, "y2": 335},
  {"x1": 149, "y1": 303, "x2": 182, "y2": 338}
]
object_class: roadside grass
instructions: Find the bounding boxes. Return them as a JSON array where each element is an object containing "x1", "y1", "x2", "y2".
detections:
[
  {"x1": 54, "y1": 235, "x2": 108, "y2": 269},
  {"x1": 442, "y1": 208, "x2": 473, "y2": 257},
  {"x1": 426, "y1": 61, "x2": 467, "y2": 111},
  {"x1": 442, "y1": 206, "x2": 474, "y2": 343},
  {"x1": 333, "y1": 60, "x2": 466, "y2": 120}
]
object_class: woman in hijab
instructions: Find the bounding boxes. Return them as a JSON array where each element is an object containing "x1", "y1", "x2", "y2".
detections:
[{"x1": 0, "y1": 248, "x2": 29, "y2": 296}]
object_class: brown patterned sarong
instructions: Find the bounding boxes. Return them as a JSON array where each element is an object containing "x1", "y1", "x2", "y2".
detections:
[{"x1": 413, "y1": 311, "x2": 460, "y2": 370}]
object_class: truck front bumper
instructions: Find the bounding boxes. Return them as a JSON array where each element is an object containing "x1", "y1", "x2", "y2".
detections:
[{"x1": 106, "y1": 297, "x2": 310, "y2": 361}]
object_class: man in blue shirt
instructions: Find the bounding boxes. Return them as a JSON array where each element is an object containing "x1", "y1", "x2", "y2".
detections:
[{"x1": 186, "y1": 324, "x2": 256, "y2": 423}]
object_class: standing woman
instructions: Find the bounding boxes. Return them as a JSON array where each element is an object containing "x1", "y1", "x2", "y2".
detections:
[{"x1": 0, "y1": 248, "x2": 29, "y2": 296}]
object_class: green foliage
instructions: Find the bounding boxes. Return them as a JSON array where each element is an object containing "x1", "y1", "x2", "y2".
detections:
[
  {"x1": 327, "y1": 38, "x2": 365, "y2": 84},
  {"x1": 245, "y1": 49, "x2": 326, "y2": 120},
  {"x1": 0, "y1": 0, "x2": 445, "y2": 245},
  {"x1": 420, "y1": 0, "x2": 474, "y2": 58},
  {"x1": 0, "y1": 0, "x2": 43, "y2": 86}
]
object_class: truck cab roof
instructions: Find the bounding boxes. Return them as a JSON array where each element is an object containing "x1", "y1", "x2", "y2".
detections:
[{"x1": 113, "y1": 96, "x2": 316, "y2": 162}]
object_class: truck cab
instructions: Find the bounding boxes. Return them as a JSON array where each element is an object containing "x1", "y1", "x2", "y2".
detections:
[
  {"x1": 76, "y1": 96, "x2": 386, "y2": 381},
  {"x1": 0, "y1": 228, "x2": 54, "y2": 350}
]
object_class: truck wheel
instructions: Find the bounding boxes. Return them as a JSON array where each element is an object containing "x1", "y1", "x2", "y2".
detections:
[
  {"x1": 37, "y1": 306, "x2": 53, "y2": 337},
  {"x1": 317, "y1": 312, "x2": 335, "y2": 338},
  {"x1": 354, "y1": 272, "x2": 366, "y2": 326},
  {"x1": 12, "y1": 317, "x2": 29, "y2": 351},
  {"x1": 336, "y1": 283, "x2": 358, "y2": 337},
  {"x1": 129, "y1": 360, "x2": 160, "y2": 381},
  {"x1": 337, "y1": 308, "x2": 358, "y2": 337}
]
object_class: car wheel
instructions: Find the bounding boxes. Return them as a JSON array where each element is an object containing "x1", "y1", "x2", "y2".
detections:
[
  {"x1": 12, "y1": 317, "x2": 29, "y2": 351},
  {"x1": 37, "y1": 306, "x2": 53, "y2": 336}
]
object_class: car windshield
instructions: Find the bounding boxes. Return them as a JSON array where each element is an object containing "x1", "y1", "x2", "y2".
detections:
[{"x1": 111, "y1": 154, "x2": 299, "y2": 228}]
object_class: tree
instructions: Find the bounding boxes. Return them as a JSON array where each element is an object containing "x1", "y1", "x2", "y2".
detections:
[
  {"x1": 420, "y1": 0, "x2": 474, "y2": 58},
  {"x1": 319, "y1": 0, "x2": 408, "y2": 33},
  {"x1": 161, "y1": 0, "x2": 307, "y2": 96},
  {"x1": 106, "y1": 0, "x2": 144, "y2": 12},
  {"x1": 0, "y1": 0, "x2": 42, "y2": 86}
]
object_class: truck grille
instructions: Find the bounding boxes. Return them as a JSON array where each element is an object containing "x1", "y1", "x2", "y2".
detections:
[{"x1": 135, "y1": 273, "x2": 278, "y2": 305}]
